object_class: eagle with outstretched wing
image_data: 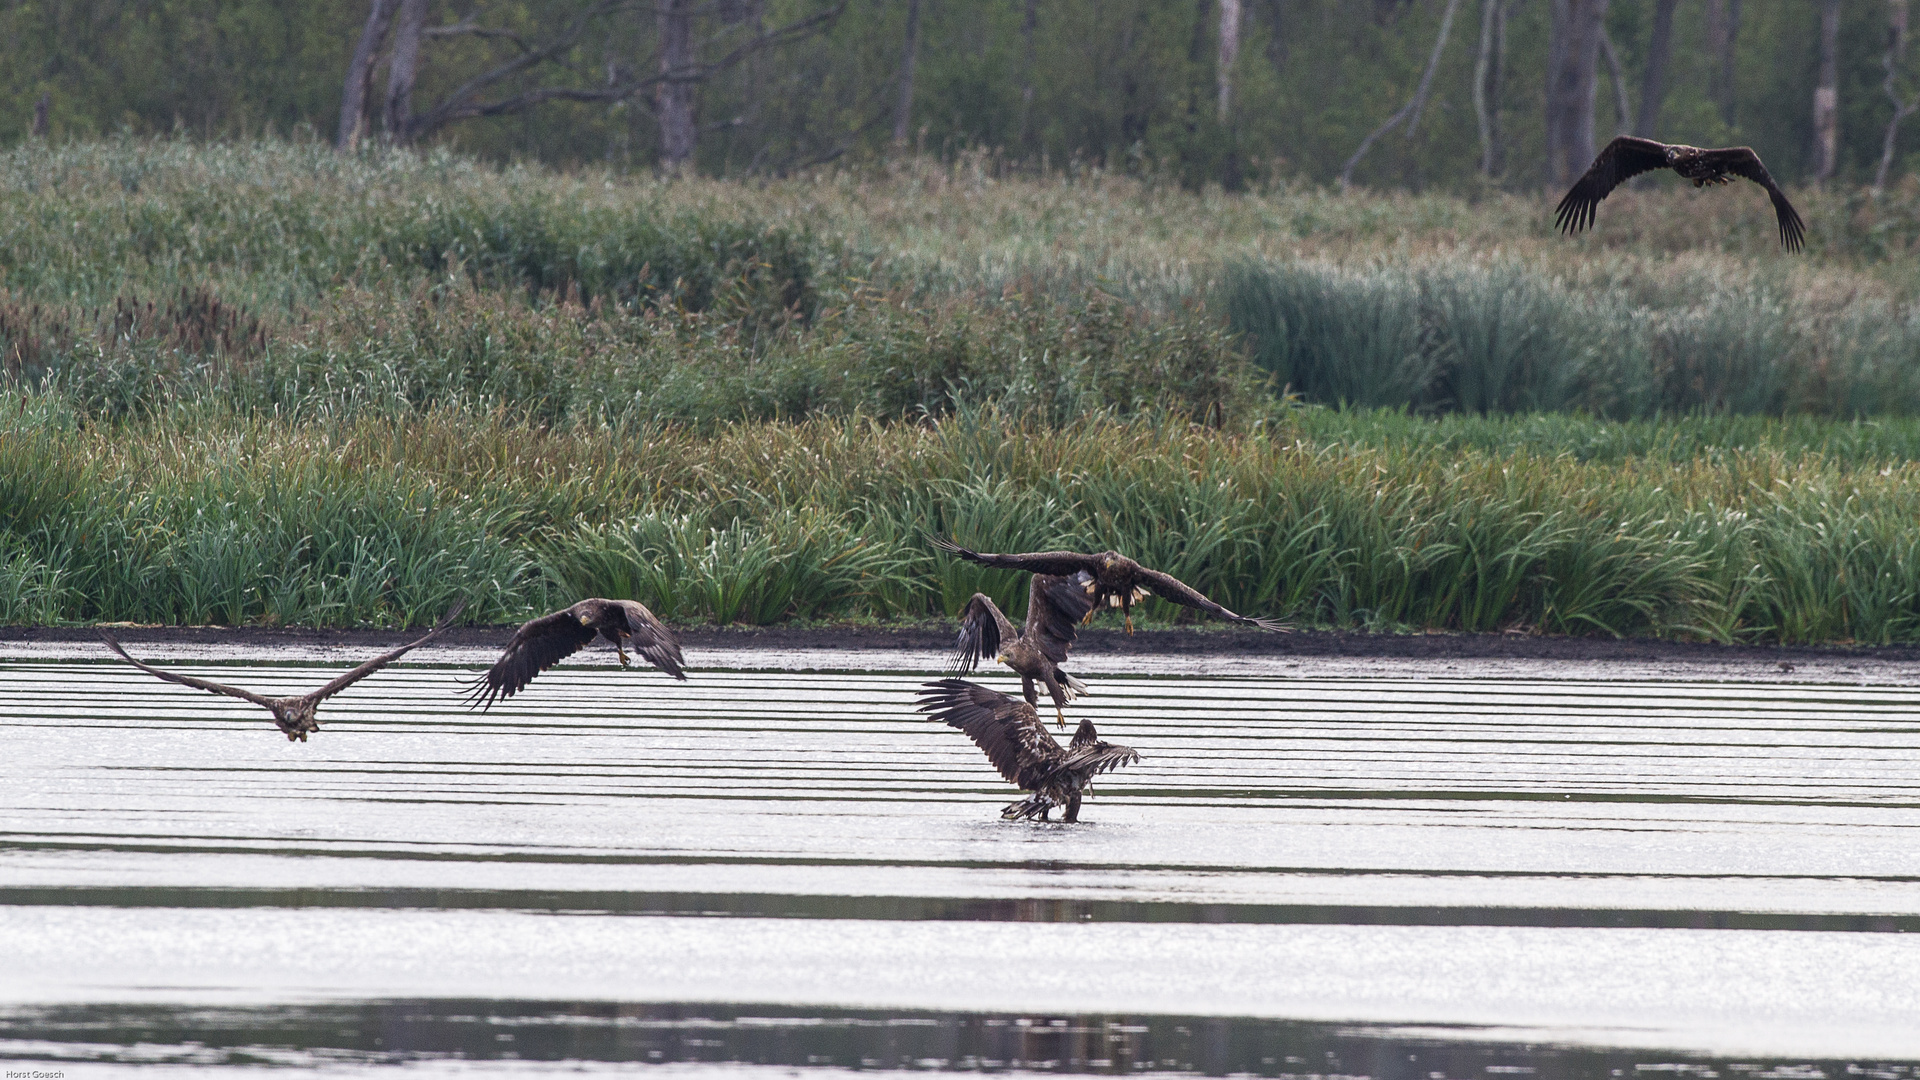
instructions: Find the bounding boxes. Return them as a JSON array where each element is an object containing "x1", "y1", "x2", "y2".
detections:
[
  {"x1": 951, "y1": 571, "x2": 1096, "y2": 729},
  {"x1": 1555, "y1": 136, "x2": 1805, "y2": 251},
  {"x1": 916, "y1": 677, "x2": 1140, "y2": 823},
  {"x1": 932, "y1": 538, "x2": 1289, "y2": 634},
  {"x1": 463, "y1": 598, "x2": 685, "y2": 710},
  {"x1": 99, "y1": 602, "x2": 465, "y2": 742}
]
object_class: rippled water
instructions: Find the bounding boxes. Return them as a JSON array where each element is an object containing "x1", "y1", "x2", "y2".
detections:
[{"x1": 4, "y1": 654, "x2": 1920, "y2": 1074}]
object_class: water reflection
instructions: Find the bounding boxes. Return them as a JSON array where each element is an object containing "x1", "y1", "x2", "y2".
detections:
[{"x1": 8, "y1": 1000, "x2": 1916, "y2": 1077}]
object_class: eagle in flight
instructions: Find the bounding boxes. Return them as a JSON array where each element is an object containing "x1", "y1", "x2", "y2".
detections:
[{"x1": 1554, "y1": 136, "x2": 1805, "y2": 252}]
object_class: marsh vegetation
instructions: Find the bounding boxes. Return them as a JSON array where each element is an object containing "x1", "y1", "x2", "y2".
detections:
[{"x1": 11, "y1": 141, "x2": 1920, "y2": 641}]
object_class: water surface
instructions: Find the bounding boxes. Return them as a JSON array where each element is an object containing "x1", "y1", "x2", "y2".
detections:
[{"x1": 4, "y1": 658, "x2": 1919, "y2": 1073}]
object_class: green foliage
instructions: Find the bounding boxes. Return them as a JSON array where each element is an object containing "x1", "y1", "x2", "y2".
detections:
[
  {"x1": 1222, "y1": 257, "x2": 1920, "y2": 419},
  {"x1": 12, "y1": 143, "x2": 1920, "y2": 643},
  {"x1": 12, "y1": 398, "x2": 1920, "y2": 643},
  {"x1": 5, "y1": 0, "x2": 1916, "y2": 191}
]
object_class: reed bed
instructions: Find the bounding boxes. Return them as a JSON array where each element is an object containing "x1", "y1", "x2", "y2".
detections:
[
  {"x1": 11, "y1": 141, "x2": 1920, "y2": 642},
  {"x1": 9, "y1": 397, "x2": 1920, "y2": 644},
  {"x1": 11, "y1": 141, "x2": 1920, "y2": 424}
]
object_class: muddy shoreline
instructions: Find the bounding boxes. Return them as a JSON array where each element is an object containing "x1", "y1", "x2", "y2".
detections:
[{"x1": 8, "y1": 621, "x2": 1920, "y2": 685}]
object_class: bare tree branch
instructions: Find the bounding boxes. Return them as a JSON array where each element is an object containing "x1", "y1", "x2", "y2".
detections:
[
  {"x1": 401, "y1": 0, "x2": 843, "y2": 145},
  {"x1": 1342, "y1": 0, "x2": 1462, "y2": 189}
]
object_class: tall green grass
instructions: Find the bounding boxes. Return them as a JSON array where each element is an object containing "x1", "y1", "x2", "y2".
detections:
[
  {"x1": 1221, "y1": 258, "x2": 1920, "y2": 419},
  {"x1": 12, "y1": 397, "x2": 1920, "y2": 644}
]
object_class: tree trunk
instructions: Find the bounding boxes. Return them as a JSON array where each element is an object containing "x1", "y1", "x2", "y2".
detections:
[
  {"x1": 1813, "y1": 0, "x2": 1841, "y2": 182},
  {"x1": 1706, "y1": 0, "x2": 1742, "y2": 129},
  {"x1": 1474, "y1": 0, "x2": 1498, "y2": 174},
  {"x1": 338, "y1": 0, "x2": 399, "y2": 150},
  {"x1": 658, "y1": 0, "x2": 697, "y2": 170},
  {"x1": 1634, "y1": 0, "x2": 1678, "y2": 137},
  {"x1": 1217, "y1": 0, "x2": 1242, "y2": 122},
  {"x1": 31, "y1": 91, "x2": 49, "y2": 138},
  {"x1": 381, "y1": 0, "x2": 428, "y2": 143},
  {"x1": 1598, "y1": 27, "x2": 1630, "y2": 137},
  {"x1": 1017, "y1": 0, "x2": 1038, "y2": 148},
  {"x1": 1877, "y1": 0, "x2": 1916, "y2": 192},
  {"x1": 1545, "y1": 0, "x2": 1610, "y2": 186},
  {"x1": 892, "y1": 0, "x2": 922, "y2": 145}
]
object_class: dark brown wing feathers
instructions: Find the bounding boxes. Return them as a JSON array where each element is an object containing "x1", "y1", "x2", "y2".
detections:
[
  {"x1": 614, "y1": 600, "x2": 687, "y2": 680},
  {"x1": 312, "y1": 600, "x2": 465, "y2": 701},
  {"x1": 930, "y1": 537, "x2": 1098, "y2": 577},
  {"x1": 97, "y1": 631, "x2": 278, "y2": 708},
  {"x1": 916, "y1": 677, "x2": 1060, "y2": 787},
  {"x1": 1555, "y1": 136, "x2": 1671, "y2": 235},
  {"x1": 1710, "y1": 147, "x2": 1806, "y2": 252},
  {"x1": 951, "y1": 594, "x2": 1011, "y2": 673},
  {"x1": 100, "y1": 599, "x2": 463, "y2": 711},
  {"x1": 462, "y1": 609, "x2": 597, "y2": 710},
  {"x1": 1024, "y1": 573, "x2": 1094, "y2": 663}
]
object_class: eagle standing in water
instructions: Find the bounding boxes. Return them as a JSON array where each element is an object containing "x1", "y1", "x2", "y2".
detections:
[
  {"x1": 1554, "y1": 136, "x2": 1806, "y2": 251},
  {"x1": 933, "y1": 538, "x2": 1289, "y2": 634},
  {"x1": 916, "y1": 678, "x2": 1140, "y2": 823},
  {"x1": 951, "y1": 572, "x2": 1096, "y2": 729},
  {"x1": 462, "y1": 598, "x2": 685, "y2": 710},
  {"x1": 98, "y1": 602, "x2": 464, "y2": 742}
]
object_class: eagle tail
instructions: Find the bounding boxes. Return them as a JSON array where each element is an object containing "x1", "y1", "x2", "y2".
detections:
[{"x1": 1002, "y1": 793, "x2": 1060, "y2": 821}]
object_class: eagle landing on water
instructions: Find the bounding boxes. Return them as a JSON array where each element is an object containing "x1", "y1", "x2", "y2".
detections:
[{"x1": 916, "y1": 678, "x2": 1139, "y2": 823}]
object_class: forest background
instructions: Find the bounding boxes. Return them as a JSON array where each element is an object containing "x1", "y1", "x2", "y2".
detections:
[{"x1": 3, "y1": 0, "x2": 1916, "y2": 192}]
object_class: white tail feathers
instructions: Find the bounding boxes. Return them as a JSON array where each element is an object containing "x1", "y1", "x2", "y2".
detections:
[{"x1": 1063, "y1": 672, "x2": 1089, "y2": 698}]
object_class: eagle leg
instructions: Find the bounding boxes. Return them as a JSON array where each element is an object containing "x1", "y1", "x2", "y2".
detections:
[{"x1": 1054, "y1": 703, "x2": 1068, "y2": 730}]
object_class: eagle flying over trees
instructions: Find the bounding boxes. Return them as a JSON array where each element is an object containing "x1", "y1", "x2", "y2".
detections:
[
  {"x1": 932, "y1": 538, "x2": 1290, "y2": 634},
  {"x1": 1554, "y1": 136, "x2": 1806, "y2": 251},
  {"x1": 916, "y1": 678, "x2": 1140, "y2": 823},
  {"x1": 462, "y1": 598, "x2": 685, "y2": 710},
  {"x1": 951, "y1": 571, "x2": 1097, "y2": 729},
  {"x1": 99, "y1": 602, "x2": 465, "y2": 742}
]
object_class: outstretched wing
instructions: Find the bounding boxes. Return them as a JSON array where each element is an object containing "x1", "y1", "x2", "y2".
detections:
[
  {"x1": 461, "y1": 608, "x2": 597, "y2": 710},
  {"x1": 916, "y1": 678, "x2": 1060, "y2": 786},
  {"x1": 929, "y1": 537, "x2": 1100, "y2": 577},
  {"x1": 1024, "y1": 573, "x2": 1094, "y2": 663},
  {"x1": 951, "y1": 593, "x2": 1015, "y2": 674},
  {"x1": 1131, "y1": 566, "x2": 1290, "y2": 631},
  {"x1": 311, "y1": 600, "x2": 466, "y2": 702},
  {"x1": 1554, "y1": 136, "x2": 1672, "y2": 235},
  {"x1": 1063, "y1": 740, "x2": 1141, "y2": 778},
  {"x1": 1064, "y1": 717, "x2": 1140, "y2": 774},
  {"x1": 1707, "y1": 147, "x2": 1806, "y2": 252},
  {"x1": 98, "y1": 631, "x2": 278, "y2": 709},
  {"x1": 613, "y1": 600, "x2": 687, "y2": 680}
]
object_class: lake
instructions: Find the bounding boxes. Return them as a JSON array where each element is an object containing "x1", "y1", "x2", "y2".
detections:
[{"x1": 4, "y1": 641, "x2": 1919, "y2": 1075}]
